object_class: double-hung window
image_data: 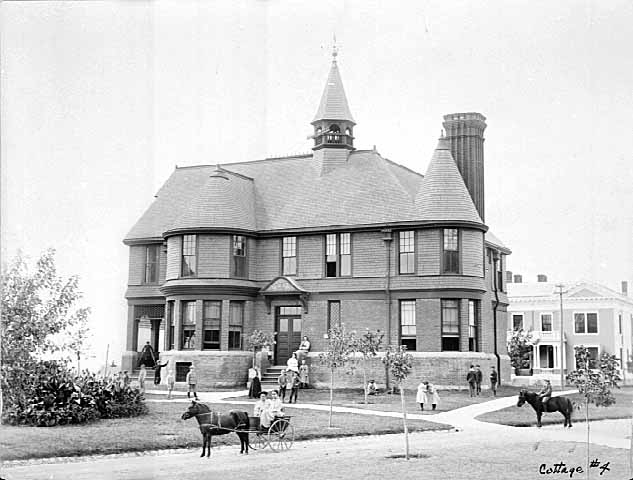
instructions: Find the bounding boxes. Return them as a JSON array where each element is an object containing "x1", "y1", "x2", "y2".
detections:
[
  {"x1": 181, "y1": 235, "x2": 197, "y2": 277},
  {"x1": 325, "y1": 233, "x2": 351, "y2": 277},
  {"x1": 442, "y1": 229, "x2": 459, "y2": 273},
  {"x1": 574, "y1": 312, "x2": 598, "y2": 334},
  {"x1": 442, "y1": 299, "x2": 460, "y2": 351},
  {"x1": 468, "y1": 300, "x2": 479, "y2": 352},
  {"x1": 400, "y1": 300, "x2": 416, "y2": 351},
  {"x1": 512, "y1": 313, "x2": 524, "y2": 331},
  {"x1": 282, "y1": 237, "x2": 297, "y2": 275},
  {"x1": 398, "y1": 231, "x2": 415, "y2": 274},
  {"x1": 143, "y1": 244, "x2": 159, "y2": 283},
  {"x1": 202, "y1": 301, "x2": 221, "y2": 350},
  {"x1": 232, "y1": 235, "x2": 247, "y2": 278},
  {"x1": 181, "y1": 301, "x2": 196, "y2": 349},
  {"x1": 229, "y1": 301, "x2": 244, "y2": 349},
  {"x1": 540, "y1": 313, "x2": 553, "y2": 332}
]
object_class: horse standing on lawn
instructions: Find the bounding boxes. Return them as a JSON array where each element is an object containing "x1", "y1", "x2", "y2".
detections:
[
  {"x1": 181, "y1": 401, "x2": 250, "y2": 457},
  {"x1": 516, "y1": 389, "x2": 573, "y2": 428}
]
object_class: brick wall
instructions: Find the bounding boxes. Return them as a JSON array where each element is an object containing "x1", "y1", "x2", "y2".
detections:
[
  {"x1": 304, "y1": 352, "x2": 511, "y2": 389},
  {"x1": 158, "y1": 351, "x2": 252, "y2": 388}
]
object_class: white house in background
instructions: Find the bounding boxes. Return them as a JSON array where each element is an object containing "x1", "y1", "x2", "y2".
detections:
[{"x1": 507, "y1": 279, "x2": 633, "y2": 385}]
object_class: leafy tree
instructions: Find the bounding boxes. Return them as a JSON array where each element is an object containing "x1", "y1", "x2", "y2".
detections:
[
  {"x1": 1, "y1": 249, "x2": 90, "y2": 420},
  {"x1": 247, "y1": 329, "x2": 276, "y2": 367},
  {"x1": 319, "y1": 324, "x2": 355, "y2": 427},
  {"x1": 566, "y1": 346, "x2": 621, "y2": 477},
  {"x1": 351, "y1": 329, "x2": 384, "y2": 404},
  {"x1": 507, "y1": 329, "x2": 533, "y2": 370},
  {"x1": 382, "y1": 345, "x2": 414, "y2": 460}
]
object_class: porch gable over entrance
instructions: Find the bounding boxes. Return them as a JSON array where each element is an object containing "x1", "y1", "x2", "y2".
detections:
[{"x1": 260, "y1": 276, "x2": 310, "y2": 314}]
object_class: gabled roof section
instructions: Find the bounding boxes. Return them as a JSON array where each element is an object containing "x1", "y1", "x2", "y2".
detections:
[
  {"x1": 312, "y1": 55, "x2": 355, "y2": 124},
  {"x1": 485, "y1": 230, "x2": 512, "y2": 254},
  {"x1": 507, "y1": 281, "x2": 633, "y2": 305},
  {"x1": 169, "y1": 166, "x2": 256, "y2": 233},
  {"x1": 414, "y1": 138, "x2": 484, "y2": 225},
  {"x1": 261, "y1": 276, "x2": 308, "y2": 295}
]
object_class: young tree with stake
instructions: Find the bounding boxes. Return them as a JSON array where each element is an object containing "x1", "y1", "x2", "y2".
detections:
[
  {"x1": 319, "y1": 324, "x2": 354, "y2": 428},
  {"x1": 382, "y1": 345, "x2": 414, "y2": 460}
]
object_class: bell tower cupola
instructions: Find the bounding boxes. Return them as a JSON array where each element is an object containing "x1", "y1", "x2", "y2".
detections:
[{"x1": 311, "y1": 44, "x2": 355, "y2": 152}]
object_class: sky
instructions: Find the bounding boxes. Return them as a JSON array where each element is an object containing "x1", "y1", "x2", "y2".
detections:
[{"x1": 2, "y1": 0, "x2": 632, "y2": 369}]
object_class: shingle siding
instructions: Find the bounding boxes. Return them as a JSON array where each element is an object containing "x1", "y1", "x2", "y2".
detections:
[
  {"x1": 128, "y1": 246, "x2": 145, "y2": 286},
  {"x1": 418, "y1": 229, "x2": 440, "y2": 275},
  {"x1": 352, "y1": 231, "x2": 387, "y2": 278},
  {"x1": 298, "y1": 236, "x2": 323, "y2": 279},
  {"x1": 462, "y1": 229, "x2": 484, "y2": 277},
  {"x1": 255, "y1": 237, "x2": 280, "y2": 281},
  {"x1": 198, "y1": 234, "x2": 231, "y2": 277},
  {"x1": 166, "y1": 236, "x2": 182, "y2": 280}
]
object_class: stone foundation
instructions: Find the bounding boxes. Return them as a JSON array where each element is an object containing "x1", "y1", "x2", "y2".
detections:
[{"x1": 158, "y1": 350, "x2": 253, "y2": 388}]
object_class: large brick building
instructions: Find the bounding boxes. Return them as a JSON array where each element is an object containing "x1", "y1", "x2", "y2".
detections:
[{"x1": 123, "y1": 50, "x2": 512, "y2": 388}]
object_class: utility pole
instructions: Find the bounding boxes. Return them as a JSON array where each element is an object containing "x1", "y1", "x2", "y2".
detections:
[
  {"x1": 104, "y1": 344, "x2": 110, "y2": 377},
  {"x1": 555, "y1": 284, "x2": 566, "y2": 390}
]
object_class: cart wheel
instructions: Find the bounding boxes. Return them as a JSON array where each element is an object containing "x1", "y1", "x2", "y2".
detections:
[
  {"x1": 251, "y1": 431, "x2": 268, "y2": 451},
  {"x1": 267, "y1": 419, "x2": 294, "y2": 452}
]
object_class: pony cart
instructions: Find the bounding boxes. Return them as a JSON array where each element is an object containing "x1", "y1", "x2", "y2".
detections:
[
  {"x1": 182, "y1": 401, "x2": 295, "y2": 456},
  {"x1": 247, "y1": 415, "x2": 295, "y2": 452}
]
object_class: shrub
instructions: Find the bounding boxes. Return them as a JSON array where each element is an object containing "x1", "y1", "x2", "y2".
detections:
[{"x1": 1, "y1": 360, "x2": 147, "y2": 426}]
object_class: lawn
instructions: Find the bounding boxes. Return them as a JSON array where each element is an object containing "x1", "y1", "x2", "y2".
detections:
[
  {"x1": 0, "y1": 398, "x2": 449, "y2": 461},
  {"x1": 476, "y1": 387, "x2": 633, "y2": 426},
  {"x1": 225, "y1": 385, "x2": 524, "y2": 415}
]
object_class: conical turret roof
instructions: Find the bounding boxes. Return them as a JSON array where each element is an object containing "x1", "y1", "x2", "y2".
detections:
[
  {"x1": 312, "y1": 54, "x2": 355, "y2": 124},
  {"x1": 415, "y1": 138, "x2": 483, "y2": 224},
  {"x1": 169, "y1": 167, "x2": 256, "y2": 232}
]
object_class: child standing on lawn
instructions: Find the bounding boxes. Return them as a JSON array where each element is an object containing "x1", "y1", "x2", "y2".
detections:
[
  {"x1": 166, "y1": 369, "x2": 175, "y2": 399},
  {"x1": 186, "y1": 365, "x2": 198, "y2": 400}
]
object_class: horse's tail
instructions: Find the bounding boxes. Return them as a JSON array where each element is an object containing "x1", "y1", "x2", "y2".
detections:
[{"x1": 230, "y1": 410, "x2": 249, "y2": 430}]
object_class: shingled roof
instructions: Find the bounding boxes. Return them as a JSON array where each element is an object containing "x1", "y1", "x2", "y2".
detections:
[
  {"x1": 312, "y1": 56, "x2": 355, "y2": 124},
  {"x1": 414, "y1": 138, "x2": 483, "y2": 224}
]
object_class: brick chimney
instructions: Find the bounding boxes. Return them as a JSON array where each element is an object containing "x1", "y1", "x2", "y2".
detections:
[
  {"x1": 506, "y1": 271, "x2": 513, "y2": 283},
  {"x1": 537, "y1": 274, "x2": 548, "y2": 283},
  {"x1": 622, "y1": 281, "x2": 629, "y2": 296},
  {"x1": 513, "y1": 274, "x2": 523, "y2": 284},
  {"x1": 442, "y1": 113, "x2": 487, "y2": 222}
]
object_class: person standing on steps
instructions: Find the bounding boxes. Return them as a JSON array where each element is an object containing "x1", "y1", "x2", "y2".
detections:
[
  {"x1": 489, "y1": 366, "x2": 498, "y2": 397},
  {"x1": 466, "y1": 365, "x2": 477, "y2": 397},
  {"x1": 154, "y1": 357, "x2": 169, "y2": 385},
  {"x1": 299, "y1": 360, "x2": 309, "y2": 388},
  {"x1": 186, "y1": 365, "x2": 198, "y2": 400},
  {"x1": 475, "y1": 365, "x2": 483, "y2": 396}
]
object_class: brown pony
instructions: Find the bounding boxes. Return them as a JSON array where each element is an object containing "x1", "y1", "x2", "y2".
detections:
[
  {"x1": 181, "y1": 401, "x2": 250, "y2": 456},
  {"x1": 517, "y1": 389, "x2": 573, "y2": 428}
]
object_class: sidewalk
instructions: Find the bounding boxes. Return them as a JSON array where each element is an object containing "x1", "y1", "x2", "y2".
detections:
[{"x1": 144, "y1": 388, "x2": 630, "y2": 449}]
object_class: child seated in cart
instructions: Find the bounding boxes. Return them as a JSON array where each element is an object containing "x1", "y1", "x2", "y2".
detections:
[{"x1": 255, "y1": 390, "x2": 285, "y2": 430}]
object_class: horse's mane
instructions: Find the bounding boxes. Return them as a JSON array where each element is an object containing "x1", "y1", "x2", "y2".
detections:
[{"x1": 192, "y1": 401, "x2": 211, "y2": 413}]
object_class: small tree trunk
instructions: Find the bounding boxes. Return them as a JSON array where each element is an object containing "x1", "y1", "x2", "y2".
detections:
[
  {"x1": 585, "y1": 398, "x2": 589, "y2": 480},
  {"x1": 400, "y1": 383, "x2": 409, "y2": 460},
  {"x1": 363, "y1": 357, "x2": 368, "y2": 405},
  {"x1": 329, "y1": 367, "x2": 334, "y2": 428}
]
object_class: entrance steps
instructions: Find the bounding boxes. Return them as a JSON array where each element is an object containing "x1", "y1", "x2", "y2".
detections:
[{"x1": 260, "y1": 365, "x2": 285, "y2": 388}]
